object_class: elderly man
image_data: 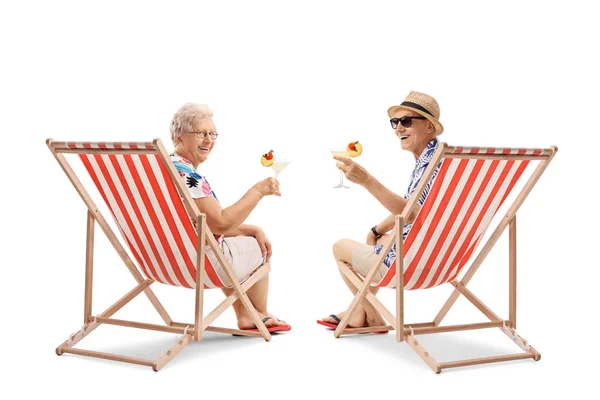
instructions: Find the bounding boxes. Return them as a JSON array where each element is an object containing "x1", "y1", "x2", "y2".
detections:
[{"x1": 318, "y1": 91, "x2": 444, "y2": 331}]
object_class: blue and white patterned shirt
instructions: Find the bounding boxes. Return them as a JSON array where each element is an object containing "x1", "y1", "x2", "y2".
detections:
[{"x1": 374, "y1": 138, "x2": 441, "y2": 268}]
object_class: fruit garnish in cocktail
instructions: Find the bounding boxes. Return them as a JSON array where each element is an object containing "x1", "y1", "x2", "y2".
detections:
[
  {"x1": 347, "y1": 141, "x2": 363, "y2": 157},
  {"x1": 261, "y1": 150, "x2": 274, "y2": 167}
]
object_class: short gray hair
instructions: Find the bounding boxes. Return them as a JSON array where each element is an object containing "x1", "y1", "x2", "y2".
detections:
[{"x1": 170, "y1": 103, "x2": 214, "y2": 145}]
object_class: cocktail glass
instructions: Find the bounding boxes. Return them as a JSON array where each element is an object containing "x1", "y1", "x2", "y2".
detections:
[
  {"x1": 271, "y1": 158, "x2": 290, "y2": 177},
  {"x1": 328, "y1": 148, "x2": 350, "y2": 189}
]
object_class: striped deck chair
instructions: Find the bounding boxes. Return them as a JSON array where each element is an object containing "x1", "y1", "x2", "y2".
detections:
[
  {"x1": 47, "y1": 139, "x2": 274, "y2": 371},
  {"x1": 334, "y1": 143, "x2": 557, "y2": 373}
]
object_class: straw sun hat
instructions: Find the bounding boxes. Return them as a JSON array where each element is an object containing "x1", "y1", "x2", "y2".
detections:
[{"x1": 387, "y1": 91, "x2": 444, "y2": 134}]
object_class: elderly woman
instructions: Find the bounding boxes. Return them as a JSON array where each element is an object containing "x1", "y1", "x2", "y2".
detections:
[
  {"x1": 170, "y1": 103, "x2": 289, "y2": 332},
  {"x1": 319, "y1": 91, "x2": 444, "y2": 331}
]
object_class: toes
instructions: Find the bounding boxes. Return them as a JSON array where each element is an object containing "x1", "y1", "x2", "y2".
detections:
[
  {"x1": 322, "y1": 313, "x2": 343, "y2": 324},
  {"x1": 268, "y1": 317, "x2": 286, "y2": 327},
  {"x1": 264, "y1": 313, "x2": 288, "y2": 326}
]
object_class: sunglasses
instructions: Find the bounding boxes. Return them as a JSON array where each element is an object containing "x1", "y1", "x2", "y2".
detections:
[{"x1": 390, "y1": 116, "x2": 427, "y2": 129}]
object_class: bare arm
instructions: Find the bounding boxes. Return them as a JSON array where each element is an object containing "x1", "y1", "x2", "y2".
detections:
[
  {"x1": 374, "y1": 214, "x2": 397, "y2": 235},
  {"x1": 372, "y1": 205, "x2": 421, "y2": 232},
  {"x1": 194, "y1": 178, "x2": 280, "y2": 235},
  {"x1": 362, "y1": 174, "x2": 409, "y2": 215},
  {"x1": 223, "y1": 223, "x2": 273, "y2": 262},
  {"x1": 335, "y1": 155, "x2": 419, "y2": 218},
  {"x1": 223, "y1": 223, "x2": 258, "y2": 237},
  {"x1": 194, "y1": 191, "x2": 261, "y2": 235}
]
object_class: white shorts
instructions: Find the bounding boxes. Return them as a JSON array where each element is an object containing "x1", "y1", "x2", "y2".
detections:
[
  {"x1": 205, "y1": 236, "x2": 267, "y2": 286},
  {"x1": 351, "y1": 242, "x2": 388, "y2": 284}
]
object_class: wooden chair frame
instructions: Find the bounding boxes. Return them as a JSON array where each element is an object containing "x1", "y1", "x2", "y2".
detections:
[
  {"x1": 47, "y1": 138, "x2": 273, "y2": 371},
  {"x1": 334, "y1": 143, "x2": 557, "y2": 373}
]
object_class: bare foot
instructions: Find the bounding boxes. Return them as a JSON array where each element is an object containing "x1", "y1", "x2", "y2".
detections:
[
  {"x1": 264, "y1": 312, "x2": 288, "y2": 326},
  {"x1": 322, "y1": 310, "x2": 365, "y2": 328},
  {"x1": 365, "y1": 311, "x2": 387, "y2": 328},
  {"x1": 238, "y1": 312, "x2": 288, "y2": 330}
]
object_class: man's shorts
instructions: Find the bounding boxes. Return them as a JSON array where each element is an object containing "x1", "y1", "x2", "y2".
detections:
[
  {"x1": 205, "y1": 236, "x2": 266, "y2": 286},
  {"x1": 351, "y1": 242, "x2": 389, "y2": 284}
]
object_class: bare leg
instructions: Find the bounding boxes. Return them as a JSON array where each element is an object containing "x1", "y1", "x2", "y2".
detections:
[
  {"x1": 222, "y1": 274, "x2": 286, "y2": 329},
  {"x1": 322, "y1": 239, "x2": 387, "y2": 327},
  {"x1": 245, "y1": 274, "x2": 268, "y2": 314}
]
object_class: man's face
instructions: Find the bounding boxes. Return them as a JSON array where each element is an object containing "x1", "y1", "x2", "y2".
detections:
[{"x1": 392, "y1": 108, "x2": 435, "y2": 157}]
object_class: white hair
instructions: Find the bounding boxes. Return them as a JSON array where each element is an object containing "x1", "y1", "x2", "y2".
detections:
[{"x1": 170, "y1": 103, "x2": 214, "y2": 145}]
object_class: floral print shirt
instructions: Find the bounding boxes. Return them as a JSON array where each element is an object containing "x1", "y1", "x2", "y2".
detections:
[
  {"x1": 170, "y1": 154, "x2": 223, "y2": 243},
  {"x1": 373, "y1": 138, "x2": 441, "y2": 268}
]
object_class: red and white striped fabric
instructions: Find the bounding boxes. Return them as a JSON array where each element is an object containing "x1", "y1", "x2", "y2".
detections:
[
  {"x1": 377, "y1": 148, "x2": 543, "y2": 290},
  {"x1": 65, "y1": 142, "x2": 155, "y2": 150},
  {"x1": 71, "y1": 142, "x2": 226, "y2": 289},
  {"x1": 448, "y1": 147, "x2": 544, "y2": 155}
]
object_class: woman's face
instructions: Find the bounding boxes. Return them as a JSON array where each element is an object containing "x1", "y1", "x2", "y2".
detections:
[
  {"x1": 392, "y1": 109, "x2": 435, "y2": 158},
  {"x1": 179, "y1": 118, "x2": 217, "y2": 164}
]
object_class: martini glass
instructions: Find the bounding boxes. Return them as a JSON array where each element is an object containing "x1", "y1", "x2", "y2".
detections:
[
  {"x1": 329, "y1": 148, "x2": 350, "y2": 189},
  {"x1": 271, "y1": 158, "x2": 291, "y2": 177}
]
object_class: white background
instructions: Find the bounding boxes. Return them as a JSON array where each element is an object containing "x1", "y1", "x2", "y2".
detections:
[{"x1": 1, "y1": 0, "x2": 598, "y2": 398}]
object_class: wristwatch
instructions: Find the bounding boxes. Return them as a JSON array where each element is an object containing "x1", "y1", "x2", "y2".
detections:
[{"x1": 371, "y1": 225, "x2": 382, "y2": 239}]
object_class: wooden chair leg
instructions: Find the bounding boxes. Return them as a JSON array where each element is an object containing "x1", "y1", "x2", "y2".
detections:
[
  {"x1": 153, "y1": 334, "x2": 193, "y2": 371},
  {"x1": 509, "y1": 216, "x2": 517, "y2": 328},
  {"x1": 84, "y1": 210, "x2": 94, "y2": 325},
  {"x1": 405, "y1": 334, "x2": 441, "y2": 373},
  {"x1": 334, "y1": 238, "x2": 395, "y2": 338}
]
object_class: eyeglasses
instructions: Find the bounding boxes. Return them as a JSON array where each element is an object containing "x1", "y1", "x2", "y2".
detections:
[
  {"x1": 190, "y1": 131, "x2": 219, "y2": 139},
  {"x1": 390, "y1": 116, "x2": 427, "y2": 129}
]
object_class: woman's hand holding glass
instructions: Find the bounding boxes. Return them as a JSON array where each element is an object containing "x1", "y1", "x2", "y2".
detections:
[{"x1": 253, "y1": 177, "x2": 281, "y2": 197}]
